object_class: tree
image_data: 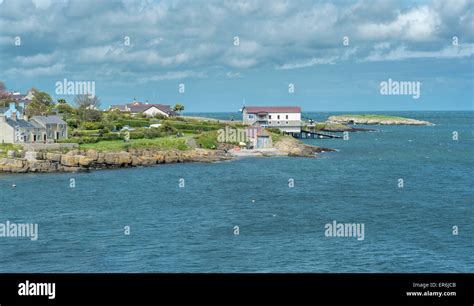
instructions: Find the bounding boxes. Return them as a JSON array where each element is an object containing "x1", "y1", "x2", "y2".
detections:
[
  {"x1": 57, "y1": 98, "x2": 67, "y2": 104},
  {"x1": 0, "y1": 81, "x2": 12, "y2": 107},
  {"x1": 25, "y1": 91, "x2": 54, "y2": 116},
  {"x1": 74, "y1": 95, "x2": 102, "y2": 122},
  {"x1": 0, "y1": 92, "x2": 13, "y2": 108},
  {"x1": 74, "y1": 94, "x2": 100, "y2": 109},
  {"x1": 173, "y1": 103, "x2": 184, "y2": 113}
]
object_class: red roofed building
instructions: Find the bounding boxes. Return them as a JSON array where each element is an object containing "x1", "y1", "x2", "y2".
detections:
[{"x1": 242, "y1": 106, "x2": 302, "y2": 133}]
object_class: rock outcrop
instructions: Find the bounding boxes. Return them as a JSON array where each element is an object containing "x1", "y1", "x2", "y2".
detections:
[
  {"x1": 0, "y1": 148, "x2": 232, "y2": 173},
  {"x1": 273, "y1": 137, "x2": 335, "y2": 157}
]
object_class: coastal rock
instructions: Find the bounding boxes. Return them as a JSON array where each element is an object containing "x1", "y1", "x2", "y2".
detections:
[
  {"x1": 78, "y1": 156, "x2": 94, "y2": 167},
  {"x1": 29, "y1": 160, "x2": 58, "y2": 172},
  {"x1": 24, "y1": 151, "x2": 41, "y2": 161},
  {"x1": 274, "y1": 137, "x2": 326, "y2": 157},
  {"x1": 138, "y1": 155, "x2": 157, "y2": 166},
  {"x1": 61, "y1": 154, "x2": 80, "y2": 167},
  {"x1": 0, "y1": 147, "x2": 242, "y2": 173},
  {"x1": 0, "y1": 158, "x2": 28, "y2": 172},
  {"x1": 46, "y1": 152, "x2": 62, "y2": 162},
  {"x1": 86, "y1": 149, "x2": 99, "y2": 160}
]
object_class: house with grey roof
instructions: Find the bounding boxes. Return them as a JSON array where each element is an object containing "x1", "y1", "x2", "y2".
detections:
[
  {"x1": 109, "y1": 101, "x2": 178, "y2": 117},
  {"x1": 31, "y1": 116, "x2": 68, "y2": 142},
  {"x1": 0, "y1": 114, "x2": 43, "y2": 144},
  {"x1": 0, "y1": 102, "x2": 67, "y2": 144}
]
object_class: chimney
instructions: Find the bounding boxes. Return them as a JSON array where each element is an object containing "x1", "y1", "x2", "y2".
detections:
[{"x1": 11, "y1": 111, "x2": 17, "y2": 121}]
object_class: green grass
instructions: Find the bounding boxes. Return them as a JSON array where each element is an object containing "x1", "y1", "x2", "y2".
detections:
[
  {"x1": 79, "y1": 136, "x2": 189, "y2": 151},
  {"x1": 0, "y1": 143, "x2": 22, "y2": 157},
  {"x1": 310, "y1": 122, "x2": 349, "y2": 131},
  {"x1": 195, "y1": 131, "x2": 218, "y2": 149}
]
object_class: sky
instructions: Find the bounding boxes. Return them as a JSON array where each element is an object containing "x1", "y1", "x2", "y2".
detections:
[{"x1": 0, "y1": 0, "x2": 473, "y2": 112}]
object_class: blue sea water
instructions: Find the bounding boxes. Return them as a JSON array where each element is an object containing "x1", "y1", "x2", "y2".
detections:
[{"x1": 0, "y1": 111, "x2": 472, "y2": 272}]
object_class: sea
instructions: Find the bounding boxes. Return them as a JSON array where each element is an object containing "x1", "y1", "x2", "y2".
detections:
[{"x1": 0, "y1": 111, "x2": 472, "y2": 272}]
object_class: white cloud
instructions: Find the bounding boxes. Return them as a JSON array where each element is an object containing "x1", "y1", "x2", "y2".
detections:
[
  {"x1": 277, "y1": 56, "x2": 338, "y2": 70},
  {"x1": 0, "y1": 0, "x2": 472, "y2": 80},
  {"x1": 15, "y1": 52, "x2": 58, "y2": 66},
  {"x1": 364, "y1": 44, "x2": 474, "y2": 62},
  {"x1": 139, "y1": 70, "x2": 206, "y2": 82},
  {"x1": 358, "y1": 6, "x2": 441, "y2": 42},
  {"x1": 5, "y1": 63, "x2": 66, "y2": 78}
]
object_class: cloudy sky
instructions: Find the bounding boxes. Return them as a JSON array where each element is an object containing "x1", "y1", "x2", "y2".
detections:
[{"x1": 0, "y1": 0, "x2": 473, "y2": 112}]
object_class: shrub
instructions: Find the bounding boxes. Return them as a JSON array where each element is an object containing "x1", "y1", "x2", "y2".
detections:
[
  {"x1": 157, "y1": 122, "x2": 177, "y2": 134},
  {"x1": 130, "y1": 131, "x2": 145, "y2": 139},
  {"x1": 143, "y1": 128, "x2": 164, "y2": 139},
  {"x1": 267, "y1": 128, "x2": 282, "y2": 134},
  {"x1": 58, "y1": 137, "x2": 99, "y2": 144},
  {"x1": 82, "y1": 122, "x2": 103, "y2": 130},
  {"x1": 119, "y1": 119, "x2": 150, "y2": 127},
  {"x1": 66, "y1": 119, "x2": 79, "y2": 129},
  {"x1": 101, "y1": 133, "x2": 121, "y2": 141},
  {"x1": 196, "y1": 131, "x2": 218, "y2": 149}
]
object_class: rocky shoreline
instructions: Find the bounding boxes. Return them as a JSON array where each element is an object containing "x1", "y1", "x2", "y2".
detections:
[
  {"x1": 0, "y1": 137, "x2": 332, "y2": 173},
  {"x1": 0, "y1": 148, "x2": 232, "y2": 173}
]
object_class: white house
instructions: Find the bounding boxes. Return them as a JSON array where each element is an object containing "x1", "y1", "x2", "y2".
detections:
[
  {"x1": 109, "y1": 101, "x2": 177, "y2": 117},
  {"x1": 242, "y1": 106, "x2": 302, "y2": 133},
  {"x1": 0, "y1": 103, "x2": 67, "y2": 144}
]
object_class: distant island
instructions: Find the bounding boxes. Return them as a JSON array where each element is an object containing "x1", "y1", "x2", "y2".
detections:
[{"x1": 327, "y1": 114, "x2": 434, "y2": 126}]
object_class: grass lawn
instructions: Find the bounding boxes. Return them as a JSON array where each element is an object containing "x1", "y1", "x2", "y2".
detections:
[
  {"x1": 0, "y1": 143, "x2": 22, "y2": 157},
  {"x1": 79, "y1": 136, "x2": 189, "y2": 151}
]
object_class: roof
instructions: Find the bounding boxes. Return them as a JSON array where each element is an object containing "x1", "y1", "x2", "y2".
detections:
[
  {"x1": 126, "y1": 102, "x2": 174, "y2": 115},
  {"x1": 109, "y1": 105, "x2": 128, "y2": 111},
  {"x1": 10, "y1": 94, "x2": 26, "y2": 100},
  {"x1": 243, "y1": 106, "x2": 301, "y2": 113},
  {"x1": 0, "y1": 107, "x2": 8, "y2": 114},
  {"x1": 5, "y1": 118, "x2": 38, "y2": 129},
  {"x1": 31, "y1": 115, "x2": 66, "y2": 125}
]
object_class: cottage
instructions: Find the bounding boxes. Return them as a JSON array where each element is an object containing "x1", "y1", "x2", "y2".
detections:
[
  {"x1": 31, "y1": 116, "x2": 68, "y2": 142},
  {"x1": 0, "y1": 114, "x2": 43, "y2": 143},
  {"x1": 109, "y1": 101, "x2": 177, "y2": 117},
  {"x1": 0, "y1": 103, "x2": 67, "y2": 144},
  {"x1": 242, "y1": 106, "x2": 302, "y2": 133}
]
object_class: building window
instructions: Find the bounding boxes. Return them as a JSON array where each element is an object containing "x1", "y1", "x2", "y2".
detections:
[
  {"x1": 248, "y1": 114, "x2": 255, "y2": 119},
  {"x1": 269, "y1": 115, "x2": 272, "y2": 119},
  {"x1": 286, "y1": 115, "x2": 289, "y2": 119},
  {"x1": 277, "y1": 121, "x2": 280, "y2": 125},
  {"x1": 277, "y1": 115, "x2": 280, "y2": 119},
  {"x1": 286, "y1": 121, "x2": 289, "y2": 125}
]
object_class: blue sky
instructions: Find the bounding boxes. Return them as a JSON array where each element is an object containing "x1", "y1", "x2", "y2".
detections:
[{"x1": 0, "y1": 0, "x2": 473, "y2": 112}]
